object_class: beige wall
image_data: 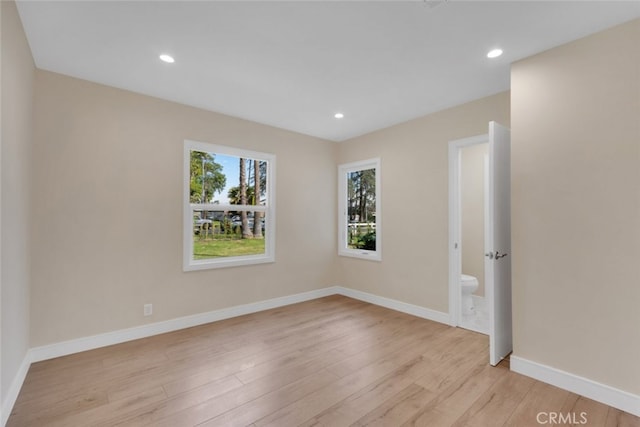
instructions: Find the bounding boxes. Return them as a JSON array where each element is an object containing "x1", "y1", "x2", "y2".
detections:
[
  {"x1": 512, "y1": 19, "x2": 640, "y2": 395},
  {"x1": 1, "y1": 0, "x2": 34, "y2": 405},
  {"x1": 461, "y1": 142, "x2": 487, "y2": 296},
  {"x1": 30, "y1": 71, "x2": 337, "y2": 347},
  {"x1": 336, "y1": 92, "x2": 510, "y2": 312}
]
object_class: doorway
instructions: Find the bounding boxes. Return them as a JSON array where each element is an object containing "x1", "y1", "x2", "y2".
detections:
[
  {"x1": 448, "y1": 122, "x2": 512, "y2": 366},
  {"x1": 459, "y1": 141, "x2": 489, "y2": 334}
]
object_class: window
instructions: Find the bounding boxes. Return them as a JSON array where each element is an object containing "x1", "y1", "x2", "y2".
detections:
[
  {"x1": 184, "y1": 140, "x2": 275, "y2": 271},
  {"x1": 338, "y1": 158, "x2": 381, "y2": 261}
]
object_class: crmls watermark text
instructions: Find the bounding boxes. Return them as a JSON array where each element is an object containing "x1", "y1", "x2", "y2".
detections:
[{"x1": 536, "y1": 412, "x2": 588, "y2": 425}]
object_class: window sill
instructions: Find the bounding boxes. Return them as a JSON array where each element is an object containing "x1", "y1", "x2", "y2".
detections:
[
  {"x1": 338, "y1": 250, "x2": 382, "y2": 262},
  {"x1": 184, "y1": 254, "x2": 275, "y2": 271}
]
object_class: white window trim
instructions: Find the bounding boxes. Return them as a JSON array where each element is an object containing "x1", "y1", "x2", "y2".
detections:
[
  {"x1": 338, "y1": 158, "x2": 381, "y2": 261},
  {"x1": 183, "y1": 140, "x2": 276, "y2": 271}
]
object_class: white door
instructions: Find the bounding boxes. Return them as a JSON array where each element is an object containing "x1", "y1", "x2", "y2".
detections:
[{"x1": 486, "y1": 121, "x2": 512, "y2": 366}]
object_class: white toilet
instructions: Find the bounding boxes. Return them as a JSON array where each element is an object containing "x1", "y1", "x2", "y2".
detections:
[{"x1": 461, "y1": 274, "x2": 479, "y2": 317}]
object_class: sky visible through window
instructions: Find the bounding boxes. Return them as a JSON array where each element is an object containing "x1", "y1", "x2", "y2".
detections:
[{"x1": 214, "y1": 154, "x2": 239, "y2": 204}]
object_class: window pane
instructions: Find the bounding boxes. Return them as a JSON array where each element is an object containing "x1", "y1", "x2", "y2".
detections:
[
  {"x1": 346, "y1": 168, "x2": 376, "y2": 251},
  {"x1": 193, "y1": 210, "x2": 266, "y2": 260},
  {"x1": 190, "y1": 150, "x2": 267, "y2": 206},
  {"x1": 189, "y1": 151, "x2": 227, "y2": 204}
]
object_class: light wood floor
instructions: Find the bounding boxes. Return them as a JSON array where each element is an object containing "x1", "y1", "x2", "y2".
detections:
[{"x1": 8, "y1": 295, "x2": 639, "y2": 426}]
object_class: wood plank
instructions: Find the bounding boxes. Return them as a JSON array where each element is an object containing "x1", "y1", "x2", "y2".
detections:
[
  {"x1": 560, "y1": 394, "x2": 614, "y2": 426},
  {"x1": 6, "y1": 388, "x2": 108, "y2": 426},
  {"x1": 253, "y1": 327, "x2": 464, "y2": 427},
  {"x1": 401, "y1": 362, "x2": 505, "y2": 426},
  {"x1": 450, "y1": 370, "x2": 535, "y2": 427},
  {"x1": 351, "y1": 383, "x2": 436, "y2": 427},
  {"x1": 197, "y1": 369, "x2": 341, "y2": 427},
  {"x1": 7, "y1": 296, "x2": 638, "y2": 427},
  {"x1": 605, "y1": 407, "x2": 640, "y2": 427},
  {"x1": 504, "y1": 381, "x2": 572, "y2": 426},
  {"x1": 297, "y1": 328, "x2": 488, "y2": 426}
]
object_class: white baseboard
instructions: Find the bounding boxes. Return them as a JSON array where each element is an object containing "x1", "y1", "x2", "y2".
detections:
[
  {"x1": 1, "y1": 352, "x2": 31, "y2": 427},
  {"x1": 30, "y1": 286, "x2": 338, "y2": 363},
  {"x1": 511, "y1": 355, "x2": 640, "y2": 417},
  {"x1": 335, "y1": 286, "x2": 451, "y2": 325},
  {"x1": 29, "y1": 285, "x2": 451, "y2": 364}
]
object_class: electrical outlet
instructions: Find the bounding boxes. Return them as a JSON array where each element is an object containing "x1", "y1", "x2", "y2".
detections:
[{"x1": 144, "y1": 303, "x2": 153, "y2": 316}]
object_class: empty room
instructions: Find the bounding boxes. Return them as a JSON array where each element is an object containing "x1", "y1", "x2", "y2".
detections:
[{"x1": 2, "y1": 1, "x2": 639, "y2": 426}]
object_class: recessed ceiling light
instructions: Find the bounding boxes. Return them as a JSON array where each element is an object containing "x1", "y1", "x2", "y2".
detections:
[
  {"x1": 334, "y1": 113, "x2": 344, "y2": 119},
  {"x1": 487, "y1": 49, "x2": 503, "y2": 59},
  {"x1": 159, "y1": 54, "x2": 175, "y2": 63}
]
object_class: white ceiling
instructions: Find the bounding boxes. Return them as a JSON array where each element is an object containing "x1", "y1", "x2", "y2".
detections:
[{"x1": 16, "y1": 1, "x2": 640, "y2": 142}]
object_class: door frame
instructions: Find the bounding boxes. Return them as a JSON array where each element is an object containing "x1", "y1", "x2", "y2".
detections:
[{"x1": 448, "y1": 133, "x2": 489, "y2": 328}]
